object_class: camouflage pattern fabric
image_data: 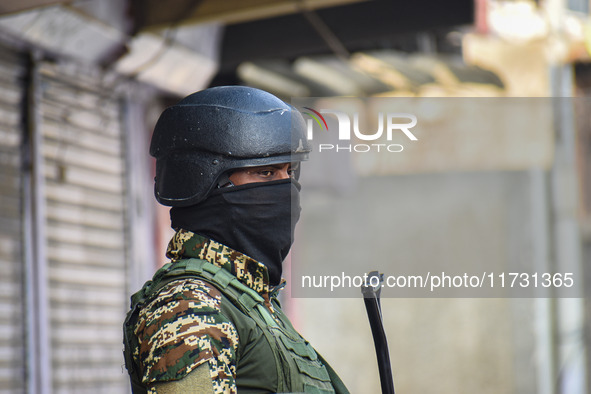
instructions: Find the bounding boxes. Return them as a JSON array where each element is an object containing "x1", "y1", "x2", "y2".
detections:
[
  {"x1": 166, "y1": 229, "x2": 272, "y2": 295},
  {"x1": 131, "y1": 229, "x2": 278, "y2": 393},
  {"x1": 134, "y1": 277, "x2": 238, "y2": 392}
]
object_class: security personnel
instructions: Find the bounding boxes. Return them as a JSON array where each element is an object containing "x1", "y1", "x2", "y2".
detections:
[{"x1": 123, "y1": 86, "x2": 349, "y2": 393}]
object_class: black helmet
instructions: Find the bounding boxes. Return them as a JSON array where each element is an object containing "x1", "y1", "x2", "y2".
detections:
[{"x1": 150, "y1": 86, "x2": 310, "y2": 207}]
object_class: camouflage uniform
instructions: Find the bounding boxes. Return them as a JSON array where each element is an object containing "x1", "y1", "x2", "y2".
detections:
[{"x1": 124, "y1": 229, "x2": 348, "y2": 393}]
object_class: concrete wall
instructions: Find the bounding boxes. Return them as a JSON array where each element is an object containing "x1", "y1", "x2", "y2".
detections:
[{"x1": 289, "y1": 171, "x2": 548, "y2": 393}]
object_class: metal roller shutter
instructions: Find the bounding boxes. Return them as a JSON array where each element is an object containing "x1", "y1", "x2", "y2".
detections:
[
  {"x1": 0, "y1": 45, "x2": 26, "y2": 394},
  {"x1": 36, "y1": 62, "x2": 128, "y2": 393}
]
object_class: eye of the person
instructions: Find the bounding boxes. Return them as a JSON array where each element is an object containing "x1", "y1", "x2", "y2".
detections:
[{"x1": 258, "y1": 168, "x2": 275, "y2": 177}]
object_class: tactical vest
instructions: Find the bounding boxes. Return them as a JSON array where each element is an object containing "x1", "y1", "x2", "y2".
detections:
[{"x1": 123, "y1": 258, "x2": 350, "y2": 394}]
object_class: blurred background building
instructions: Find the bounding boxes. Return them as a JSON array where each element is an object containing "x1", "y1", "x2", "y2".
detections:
[{"x1": 0, "y1": 0, "x2": 589, "y2": 393}]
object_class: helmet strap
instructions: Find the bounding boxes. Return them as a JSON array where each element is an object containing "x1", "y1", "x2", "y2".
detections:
[{"x1": 216, "y1": 172, "x2": 234, "y2": 188}]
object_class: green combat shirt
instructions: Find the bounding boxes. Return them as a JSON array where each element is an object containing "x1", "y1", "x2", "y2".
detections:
[{"x1": 124, "y1": 229, "x2": 349, "y2": 393}]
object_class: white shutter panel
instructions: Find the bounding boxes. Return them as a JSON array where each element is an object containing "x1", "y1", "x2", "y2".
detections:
[
  {"x1": 37, "y1": 62, "x2": 129, "y2": 393},
  {"x1": 0, "y1": 45, "x2": 26, "y2": 394}
]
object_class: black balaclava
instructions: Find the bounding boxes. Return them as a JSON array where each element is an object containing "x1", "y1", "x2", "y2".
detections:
[{"x1": 170, "y1": 178, "x2": 301, "y2": 285}]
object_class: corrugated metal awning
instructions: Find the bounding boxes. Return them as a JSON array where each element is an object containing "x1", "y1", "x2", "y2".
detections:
[{"x1": 237, "y1": 50, "x2": 505, "y2": 98}]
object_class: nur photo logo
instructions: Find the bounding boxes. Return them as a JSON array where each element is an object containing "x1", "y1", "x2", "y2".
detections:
[{"x1": 302, "y1": 107, "x2": 418, "y2": 153}]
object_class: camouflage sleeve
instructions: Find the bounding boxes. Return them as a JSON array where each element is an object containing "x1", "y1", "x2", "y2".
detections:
[{"x1": 134, "y1": 278, "x2": 239, "y2": 393}]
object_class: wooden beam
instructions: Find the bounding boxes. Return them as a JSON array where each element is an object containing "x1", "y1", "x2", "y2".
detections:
[
  {"x1": 0, "y1": 0, "x2": 65, "y2": 16},
  {"x1": 138, "y1": 0, "x2": 367, "y2": 31}
]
